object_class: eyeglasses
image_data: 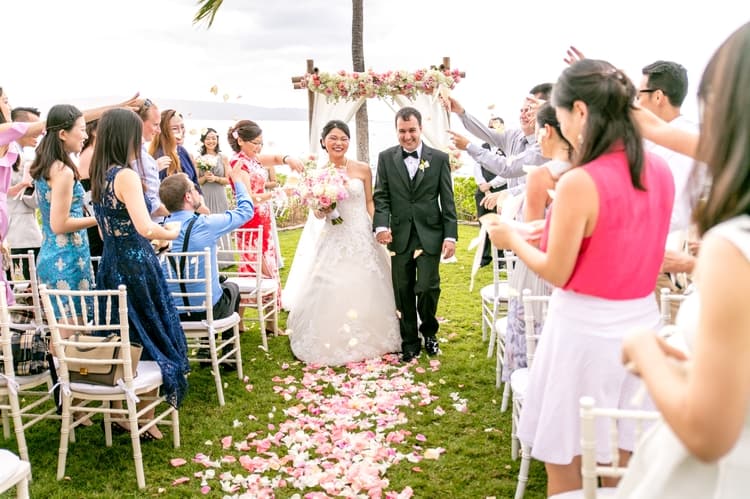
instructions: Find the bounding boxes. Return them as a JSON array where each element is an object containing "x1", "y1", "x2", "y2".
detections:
[
  {"x1": 250, "y1": 140, "x2": 264, "y2": 146},
  {"x1": 638, "y1": 88, "x2": 660, "y2": 95}
]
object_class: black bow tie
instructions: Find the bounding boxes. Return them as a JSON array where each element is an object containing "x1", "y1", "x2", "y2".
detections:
[{"x1": 402, "y1": 150, "x2": 419, "y2": 159}]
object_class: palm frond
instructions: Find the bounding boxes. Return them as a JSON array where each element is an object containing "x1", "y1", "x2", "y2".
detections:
[{"x1": 193, "y1": 0, "x2": 223, "y2": 27}]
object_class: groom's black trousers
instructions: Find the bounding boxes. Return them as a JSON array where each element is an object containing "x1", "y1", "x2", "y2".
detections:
[{"x1": 390, "y1": 226, "x2": 441, "y2": 355}]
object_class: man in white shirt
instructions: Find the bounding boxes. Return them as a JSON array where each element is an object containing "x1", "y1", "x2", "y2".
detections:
[{"x1": 637, "y1": 60, "x2": 700, "y2": 318}]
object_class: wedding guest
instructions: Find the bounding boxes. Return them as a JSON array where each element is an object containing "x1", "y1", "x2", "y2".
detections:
[
  {"x1": 196, "y1": 127, "x2": 230, "y2": 214},
  {"x1": 0, "y1": 89, "x2": 47, "y2": 304},
  {"x1": 474, "y1": 118, "x2": 508, "y2": 268},
  {"x1": 135, "y1": 98, "x2": 169, "y2": 221},
  {"x1": 78, "y1": 119, "x2": 103, "y2": 272},
  {"x1": 159, "y1": 166, "x2": 253, "y2": 362},
  {"x1": 286, "y1": 120, "x2": 400, "y2": 365},
  {"x1": 150, "y1": 109, "x2": 201, "y2": 192},
  {"x1": 502, "y1": 103, "x2": 573, "y2": 383},
  {"x1": 90, "y1": 108, "x2": 188, "y2": 421},
  {"x1": 445, "y1": 83, "x2": 552, "y2": 199},
  {"x1": 29, "y1": 104, "x2": 98, "y2": 320},
  {"x1": 637, "y1": 60, "x2": 701, "y2": 316},
  {"x1": 5, "y1": 106, "x2": 42, "y2": 281},
  {"x1": 226, "y1": 120, "x2": 284, "y2": 322},
  {"x1": 618, "y1": 21, "x2": 750, "y2": 498},
  {"x1": 486, "y1": 60, "x2": 674, "y2": 495}
]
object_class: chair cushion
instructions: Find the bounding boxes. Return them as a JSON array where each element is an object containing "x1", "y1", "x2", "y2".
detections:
[
  {"x1": 0, "y1": 370, "x2": 52, "y2": 390},
  {"x1": 69, "y1": 361, "x2": 163, "y2": 396},
  {"x1": 494, "y1": 316, "x2": 508, "y2": 335},
  {"x1": 549, "y1": 487, "x2": 617, "y2": 498},
  {"x1": 181, "y1": 312, "x2": 240, "y2": 331},
  {"x1": 0, "y1": 449, "x2": 30, "y2": 492},
  {"x1": 510, "y1": 368, "x2": 528, "y2": 396},
  {"x1": 480, "y1": 282, "x2": 510, "y2": 302},
  {"x1": 227, "y1": 277, "x2": 278, "y2": 294}
]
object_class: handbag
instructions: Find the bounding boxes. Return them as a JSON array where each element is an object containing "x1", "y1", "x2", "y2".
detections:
[{"x1": 65, "y1": 334, "x2": 143, "y2": 386}]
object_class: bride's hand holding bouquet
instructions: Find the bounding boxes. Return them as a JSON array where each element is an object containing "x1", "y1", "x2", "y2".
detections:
[{"x1": 295, "y1": 160, "x2": 350, "y2": 225}]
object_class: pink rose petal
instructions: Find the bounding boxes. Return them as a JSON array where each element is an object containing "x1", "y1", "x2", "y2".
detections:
[
  {"x1": 171, "y1": 477, "x2": 189, "y2": 486},
  {"x1": 169, "y1": 458, "x2": 187, "y2": 467}
]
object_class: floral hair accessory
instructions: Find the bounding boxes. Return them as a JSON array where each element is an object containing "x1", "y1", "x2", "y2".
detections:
[{"x1": 232, "y1": 130, "x2": 239, "y2": 140}]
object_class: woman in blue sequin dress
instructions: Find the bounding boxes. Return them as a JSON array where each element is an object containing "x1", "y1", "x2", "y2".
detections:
[{"x1": 90, "y1": 108, "x2": 189, "y2": 415}]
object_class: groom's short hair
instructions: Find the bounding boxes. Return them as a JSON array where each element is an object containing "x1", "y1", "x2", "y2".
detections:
[
  {"x1": 395, "y1": 107, "x2": 422, "y2": 127},
  {"x1": 159, "y1": 173, "x2": 193, "y2": 213}
]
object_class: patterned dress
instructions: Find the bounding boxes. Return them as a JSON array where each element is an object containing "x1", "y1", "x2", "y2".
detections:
[
  {"x1": 93, "y1": 166, "x2": 189, "y2": 408},
  {"x1": 36, "y1": 177, "x2": 93, "y2": 318},
  {"x1": 229, "y1": 151, "x2": 281, "y2": 306}
]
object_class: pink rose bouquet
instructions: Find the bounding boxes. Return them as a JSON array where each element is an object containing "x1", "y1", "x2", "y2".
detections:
[{"x1": 295, "y1": 163, "x2": 350, "y2": 225}]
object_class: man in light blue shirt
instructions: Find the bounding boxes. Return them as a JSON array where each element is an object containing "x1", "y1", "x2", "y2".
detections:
[{"x1": 159, "y1": 167, "x2": 254, "y2": 322}]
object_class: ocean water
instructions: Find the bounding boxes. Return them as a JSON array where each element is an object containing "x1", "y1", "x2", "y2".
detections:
[{"x1": 182, "y1": 118, "x2": 475, "y2": 177}]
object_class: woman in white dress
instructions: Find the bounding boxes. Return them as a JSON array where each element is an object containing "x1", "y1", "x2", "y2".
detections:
[
  {"x1": 286, "y1": 120, "x2": 401, "y2": 366},
  {"x1": 618, "y1": 22, "x2": 750, "y2": 498}
]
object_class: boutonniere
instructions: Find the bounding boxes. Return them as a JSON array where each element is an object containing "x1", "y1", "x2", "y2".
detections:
[{"x1": 418, "y1": 159, "x2": 430, "y2": 172}]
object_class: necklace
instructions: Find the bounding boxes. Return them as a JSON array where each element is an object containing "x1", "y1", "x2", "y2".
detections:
[{"x1": 332, "y1": 159, "x2": 348, "y2": 170}]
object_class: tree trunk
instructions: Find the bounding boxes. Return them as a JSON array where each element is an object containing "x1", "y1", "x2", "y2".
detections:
[{"x1": 352, "y1": 0, "x2": 369, "y2": 163}]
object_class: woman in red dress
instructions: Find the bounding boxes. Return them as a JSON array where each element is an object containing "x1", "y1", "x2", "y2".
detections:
[{"x1": 226, "y1": 120, "x2": 302, "y2": 330}]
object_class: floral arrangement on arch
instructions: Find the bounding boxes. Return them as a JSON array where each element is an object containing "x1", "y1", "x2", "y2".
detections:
[{"x1": 300, "y1": 67, "x2": 463, "y2": 103}]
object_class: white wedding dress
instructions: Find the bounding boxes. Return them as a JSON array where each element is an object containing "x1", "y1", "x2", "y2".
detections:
[{"x1": 286, "y1": 177, "x2": 401, "y2": 366}]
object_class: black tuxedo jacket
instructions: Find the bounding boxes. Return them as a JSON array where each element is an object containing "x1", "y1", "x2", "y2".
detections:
[{"x1": 373, "y1": 144, "x2": 458, "y2": 255}]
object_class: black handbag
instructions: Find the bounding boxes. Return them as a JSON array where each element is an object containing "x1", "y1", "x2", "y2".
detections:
[{"x1": 65, "y1": 334, "x2": 143, "y2": 386}]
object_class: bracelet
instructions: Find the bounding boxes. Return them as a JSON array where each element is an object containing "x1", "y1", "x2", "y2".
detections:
[{"x1": 281, "y1": 155, "x2": 289, "y2": 165}]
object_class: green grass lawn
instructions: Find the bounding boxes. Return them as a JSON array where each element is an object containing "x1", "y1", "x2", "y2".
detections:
[{"x1": 3, "y1": 224, "x2": 546, "y2": 498}]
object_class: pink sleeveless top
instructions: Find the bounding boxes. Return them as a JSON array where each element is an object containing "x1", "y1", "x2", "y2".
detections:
[{"x1": 543, "y1": 147, "x2": 674, "y2": 299}]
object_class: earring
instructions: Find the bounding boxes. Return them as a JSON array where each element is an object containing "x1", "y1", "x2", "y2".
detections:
[{"x1": 577, "y1": 133, "x2": 583, "y2": 147}]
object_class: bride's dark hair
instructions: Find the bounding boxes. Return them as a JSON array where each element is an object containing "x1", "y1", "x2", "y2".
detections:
[{"x1": 320, "y1": 120, "x2": 350, "y2": 151}]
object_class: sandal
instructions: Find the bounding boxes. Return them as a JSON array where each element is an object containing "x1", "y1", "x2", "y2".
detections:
[
  {"x1": 140, "y1": 429, "x2": 163, "y2": 442},
  {"x1": 101, "y1": 420, "x2": 129, "y2": 435}
]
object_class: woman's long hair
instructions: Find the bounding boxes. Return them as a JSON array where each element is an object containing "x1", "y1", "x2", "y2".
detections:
[
  {"x1": 552, "y1": 59, "x2": 645, "y2": 190},
  {"x1": 89, "y1": 109, "x2": 143, "y2": 203},
  {"x1": 29, "y1": 104, "x2": 82, "y2": 181},
  {"x1": 694, "y1": 21, "x2": 750, "y2": 235},
  {"x1": 149, "y1": 109, "x2": 181, "y2": 176}
]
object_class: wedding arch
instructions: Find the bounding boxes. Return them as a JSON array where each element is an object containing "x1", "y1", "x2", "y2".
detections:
[{"x1": 291, "y1": 57, "x2": 466, "y2": 154}]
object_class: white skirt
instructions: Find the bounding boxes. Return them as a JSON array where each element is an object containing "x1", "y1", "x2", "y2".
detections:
[{"x1": 517, "y1": 288, "x2": 660, "y2": 465}]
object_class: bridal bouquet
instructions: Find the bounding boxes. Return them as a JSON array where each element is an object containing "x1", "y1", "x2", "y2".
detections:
[
  {"x1": 196, "y1": 155, "x2": 217, "y2": 173},
  {"x1": 295, "y1": 161, "x2": 349, "y2": 225}
]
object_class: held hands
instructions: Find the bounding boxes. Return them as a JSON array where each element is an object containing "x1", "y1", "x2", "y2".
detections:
[
  {"x1": 441, "y1": 240, "x2": 456, "y2": 260},
  {"x1": 120, "y1": 92, "x2": 142, "y2": 112},
  {"x1": 375, "y1": 230, "x2": 392, "y2": 245},
  {"x1": 7, "y1": 180, "x2": 32, "y2": 199}
]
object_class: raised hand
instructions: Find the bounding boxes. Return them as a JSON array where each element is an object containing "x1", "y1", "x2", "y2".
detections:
[
  {"x1": 446, "y1": 130, "x2": 470, "y2": 151},
  {"x1": 563, "y1": 46, "x2": 585, "y2": 65}
]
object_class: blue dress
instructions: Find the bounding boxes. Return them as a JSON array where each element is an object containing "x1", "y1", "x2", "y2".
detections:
[
  {"x1": 93, "y1": 166, "x2": 189, "y2": 408},
  {"x1": 36, "y1": 177, "x2": 93, "y2": 318}
]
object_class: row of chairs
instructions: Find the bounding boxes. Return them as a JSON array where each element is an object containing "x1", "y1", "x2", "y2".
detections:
[{"x1": 0, "y1": 227, "x2": 277, "y2": 490}]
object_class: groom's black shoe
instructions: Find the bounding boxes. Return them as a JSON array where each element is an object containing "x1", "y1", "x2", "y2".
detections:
[
  {"x1": 400, "y1": 350, "x2": 420, "y2": 363},
  {"x1": 424, "y1": 336, "x2": 441, "y2": 356}
]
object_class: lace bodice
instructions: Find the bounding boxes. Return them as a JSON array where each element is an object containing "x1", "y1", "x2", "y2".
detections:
[{"x1": 319, "y1": 177, "x2": 386, "y2": 278}]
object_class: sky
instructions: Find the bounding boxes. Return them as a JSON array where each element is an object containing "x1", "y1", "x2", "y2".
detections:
[{"x1": 3, "y1": 1, "x2": 749, "y2": 126}]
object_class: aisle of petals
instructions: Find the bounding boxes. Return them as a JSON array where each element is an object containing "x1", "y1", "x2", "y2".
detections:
[{"x1": 168, "y1": 355, "x2": 448, "y2": 498}]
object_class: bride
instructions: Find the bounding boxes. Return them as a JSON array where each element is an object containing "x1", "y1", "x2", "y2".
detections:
[{"x1": 285, "y1": 120, "x2": 401, "y2": 365}]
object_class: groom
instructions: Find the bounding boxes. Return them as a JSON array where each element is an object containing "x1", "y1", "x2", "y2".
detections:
[{"x1": 374, "y1": 107, "x2": 458, "y2": 362}]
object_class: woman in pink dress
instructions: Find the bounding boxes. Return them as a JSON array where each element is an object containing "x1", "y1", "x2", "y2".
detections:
[
  {"x1": 486, "y1": 59, "x2": 675, "y2": 496},
  {"x1": 226, "y1": 120, "x2": 303, "y2": 332}
]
